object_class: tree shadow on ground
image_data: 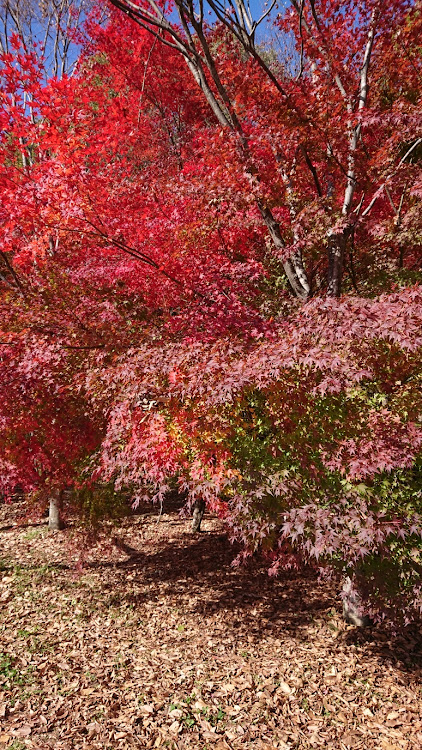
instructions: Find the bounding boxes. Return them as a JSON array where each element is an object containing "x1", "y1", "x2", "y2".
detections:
[
  {"x1": 88, "y1": 512, "x2": 422, "y2": 674},
  {"x1": 339, "y1": 622, "x2": 422, "y2": 673},
  {"x1": 2, "y1": 495, "x2": 421, "y2": 676},
  {"x1": 91, "y1": 522, "x2": 331, "y2": 630}
]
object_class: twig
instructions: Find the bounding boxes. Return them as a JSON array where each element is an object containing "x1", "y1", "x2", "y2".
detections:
[
  {"x1": 138, "y1": 37, "x2": 158, "y2": 125},
  {"x1": 295, "y1": 0, "x2": 305, "y2": 81},
  {"x1": 361, "y1": 139, "x2": 422, "y2": 218}
]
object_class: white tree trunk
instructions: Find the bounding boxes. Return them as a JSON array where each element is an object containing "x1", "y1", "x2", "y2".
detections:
[
  {"x1": 48, "y1": 490, "x2": 64, "y2": 530},
  {"x1": 342, "y1": 576, "x2": 370, "y2": 627}
]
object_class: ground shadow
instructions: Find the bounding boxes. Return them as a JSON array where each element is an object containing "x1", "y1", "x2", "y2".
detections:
[
  {"x1": 339, "y1": 621, "x2": 422, "y2": 672},
  {"x1": 88, "y1": 524, "x2": 346, "y2": 642},
  {"x1": 3, "y1": 496, "x2": 422, "y2": 674},
  {"x1": 89, "y1": 509, "x2": 422, "y2": 673}
]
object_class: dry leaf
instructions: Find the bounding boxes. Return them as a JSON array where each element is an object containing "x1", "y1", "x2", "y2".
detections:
[
  {"x1": 277, "y1": 681, "x2": 292, "y2": 695},
  {"x1": 13, "y1": 725, "x2": 32, "y2": 737},
  {"x1": 139, "y1": 704, "x2": 155, "y2": 715},
  {"x1": 0, "y1": 500, "x2": 421, "y2": 750}
]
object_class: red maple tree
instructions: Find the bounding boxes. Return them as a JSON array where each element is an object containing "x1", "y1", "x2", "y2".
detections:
[{"x1": 1, "y1": 0, "x2": 421, "y2": 619}]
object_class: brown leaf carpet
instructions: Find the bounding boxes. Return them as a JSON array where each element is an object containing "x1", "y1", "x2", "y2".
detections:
[{"x1": 0, "y1": 500, "x2": 421, "y2": 750}]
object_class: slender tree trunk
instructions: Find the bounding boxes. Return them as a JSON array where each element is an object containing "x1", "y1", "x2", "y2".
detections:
[
  {"x1": 326, "y1": 14, "x2": 377, "y2": 297},
  {"x1": 342, "y1": 576, "x2": 370, "y2": 627},
  {"x1": 257, "y1": 201, "x2": 310, "y2": 300},
  {"x1": 192, "y1": 498, "x2": 206, "y2": 533},
  {"x1": 48, "y1": 490, "x2": 65, "y2": 530},
  {"x1": 11, "y1": 484, "x2": 24, "y2": 502},
  {"x1": 327, "y1": 230, "x2": 348, "y2": 297}
]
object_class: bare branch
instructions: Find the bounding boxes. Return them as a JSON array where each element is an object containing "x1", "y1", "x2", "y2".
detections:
[
  {"x1": 290, "y1": 0, "x2": 348, "y2": 102},
  {"x1": 0, "y1": 0, "x2": 91, "y2": 78},
  {"x1": 341, "y1": 10, "x2": 377, "y2": 217},
  {"x1": 361, "y1": 139, "x2": 422, "y2": 218},
  {"x1": 301, "y1": 145, "x2": 322, "y2": 197}
]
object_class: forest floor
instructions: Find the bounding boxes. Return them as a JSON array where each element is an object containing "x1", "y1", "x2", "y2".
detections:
[{"x1": 0, "y1": 500, "x2": 421, "y2": 750}]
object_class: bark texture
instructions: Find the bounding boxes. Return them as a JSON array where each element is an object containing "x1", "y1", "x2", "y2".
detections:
[
  {"x1": 192, "y1": 498, "x2": 206, "y2": 533},
  {"x1": 327, "y1": 230, "x2": 348, "y2": 297},
  {"x1": 48, "y1": 490, "x2": 65, "y2": 530},
  {"x1": 342, "y1": 576, "x2": 370, "y2": 627}
]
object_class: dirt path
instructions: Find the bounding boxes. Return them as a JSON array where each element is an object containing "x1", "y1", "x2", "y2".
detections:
[{"x1": 0, "y1": 501, "x2": 421, "y2": 749}]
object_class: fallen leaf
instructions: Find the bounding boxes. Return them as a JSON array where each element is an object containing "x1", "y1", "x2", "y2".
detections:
[
  {"x1": 277, "y1": 681, "x2": 293, "y2": 695},
  {"x1": 139, "y1": 703, "x2": 155, "y2": 715},
  {"x1": 13, "y1": 725, "x2": 32, "y2": 737}
]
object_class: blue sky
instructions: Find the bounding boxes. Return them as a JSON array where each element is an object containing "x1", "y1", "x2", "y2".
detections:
[{"x1": 0, "y1": 0, "x2": 293, "y2": 77}]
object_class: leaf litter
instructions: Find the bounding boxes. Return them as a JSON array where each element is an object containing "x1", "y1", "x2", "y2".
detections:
[{"x1": 0, "y1": 499, "x2": 421, "y2": 750}]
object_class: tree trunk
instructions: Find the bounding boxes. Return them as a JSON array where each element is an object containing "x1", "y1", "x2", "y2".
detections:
[
  {"x1": 257, "y1": 201, "x2": 310, "y2": 300},
  {"x1": 192, "y1": 498, "x2": 206, "y2": 533},
  {"x1": 48, "y1": 490, "x2": 65, "y2": 530},
  {"x1": 327, "y1": 230, "x2": 348, "y2": 298},
  {"x1": 11, "y1": 484, "x2": 24, "y2": 502},
  {"x1": 342, "y1": 576, "x2": 370, "y2": 627}
]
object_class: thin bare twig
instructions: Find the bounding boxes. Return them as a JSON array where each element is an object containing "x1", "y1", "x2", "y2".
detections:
[{"x1": 361, "y1": 139, "x2": 422, "y2": 218}]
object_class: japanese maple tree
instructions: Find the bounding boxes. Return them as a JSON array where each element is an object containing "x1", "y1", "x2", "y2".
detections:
[{"x1": 0, "y1": 0, "x2": 421, "y2": 620}]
